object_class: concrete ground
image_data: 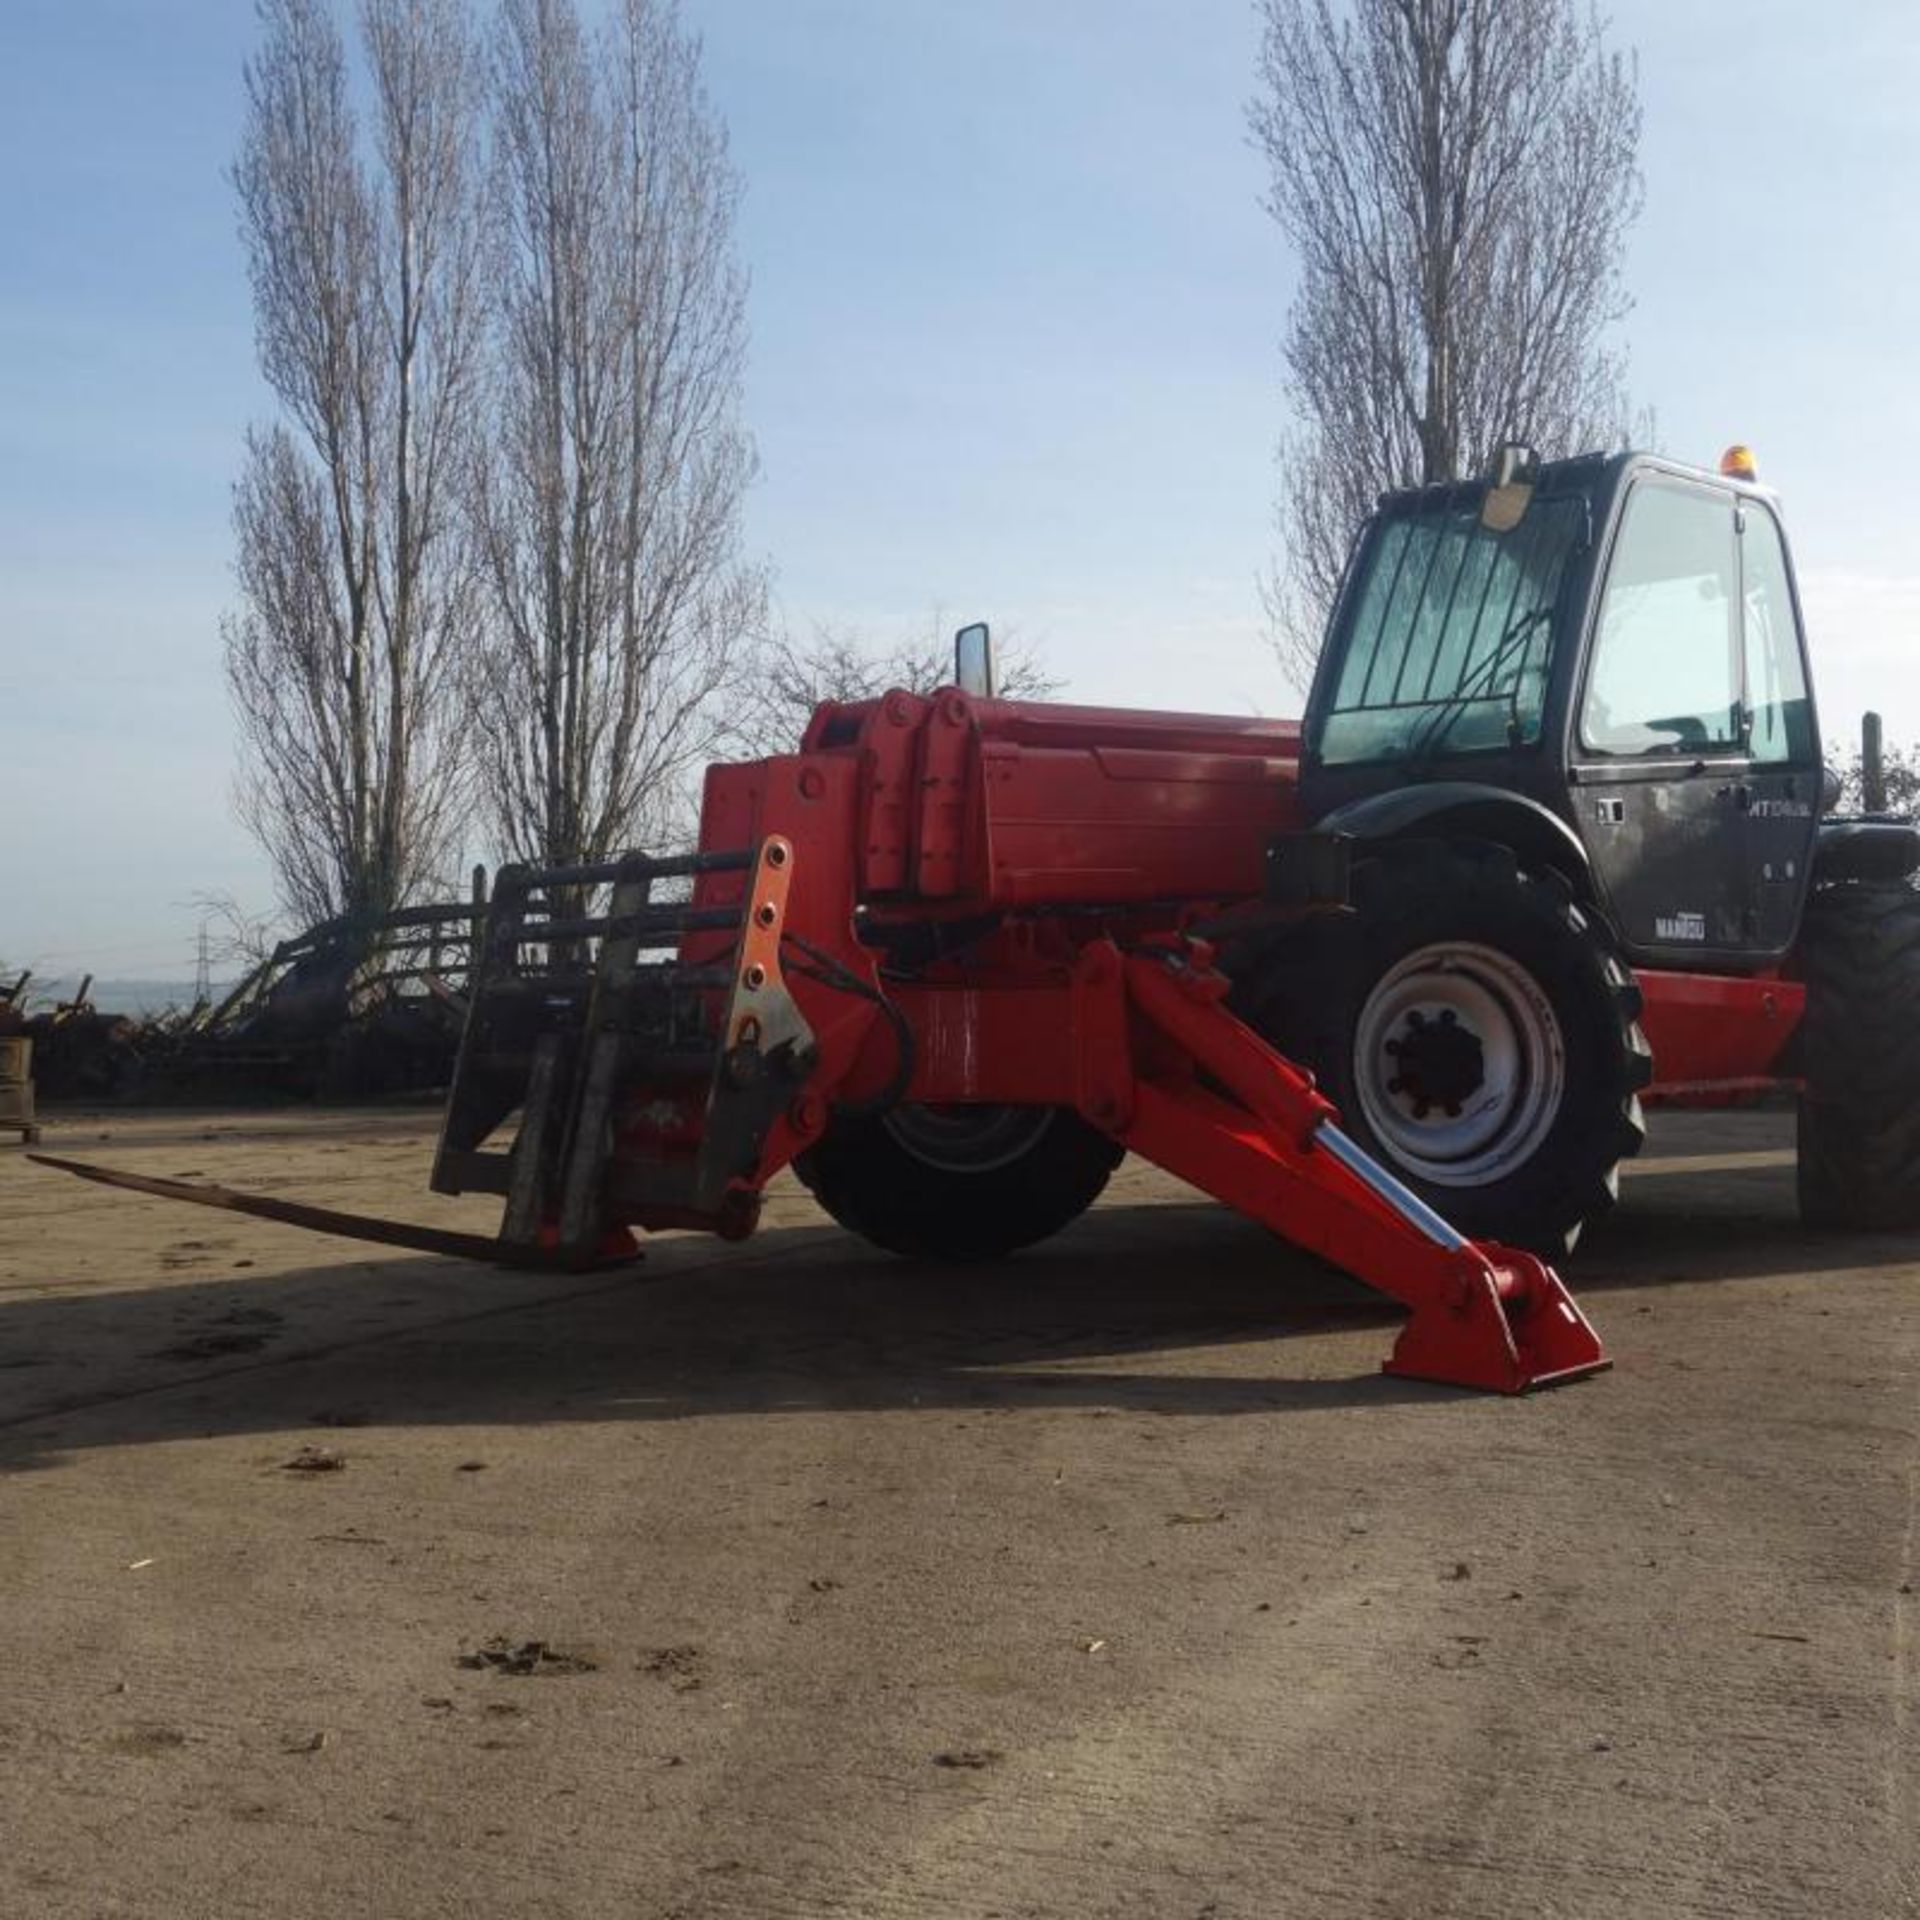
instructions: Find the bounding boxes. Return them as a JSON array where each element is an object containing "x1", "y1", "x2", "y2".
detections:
[{"x1": 0, "y1": 1105, "x2": 1914, "y2": 1920}]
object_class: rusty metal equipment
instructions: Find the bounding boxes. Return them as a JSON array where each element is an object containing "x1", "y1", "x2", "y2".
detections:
[
  {"x1": 158, "y1": 894, "x2": 484, "y2": 1099},
  {"x1": 13, "y1": 893, "x2": 486, "y2": 1110},
  {"x1": 20, "y1": 976, "x2": 148, "y2": 1103}
]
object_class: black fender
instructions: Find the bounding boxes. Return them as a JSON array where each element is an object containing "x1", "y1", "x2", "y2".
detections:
[
  {"x1": 1315, "y1": 782, "x2": 1594, "y2": 895},
  {"x1": 1812, "y1": 819, "x2": 1920, "y2": 884}
]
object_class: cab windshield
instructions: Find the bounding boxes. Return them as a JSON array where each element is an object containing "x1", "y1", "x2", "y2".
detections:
[{"x1": 1312, "y1": 494, "x2": 1586, "y2": 767}]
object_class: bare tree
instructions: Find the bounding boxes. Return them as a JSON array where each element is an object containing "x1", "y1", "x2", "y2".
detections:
[
  {"x1": 471, "y1": 0, "x2": 767, "y2": 869},
  {"x1": 1831, "y1": 735, "x2": 1920, "y2": 815},
  {"x1": 1251, "y1": 0, "x2": 1642, "y2": 680},
  {"x1": 226, "y1": 0, "x2": 486, "y2": 926},
  {"x1": 748, "y1": 615, "x2": 1063, "y2": 754}
]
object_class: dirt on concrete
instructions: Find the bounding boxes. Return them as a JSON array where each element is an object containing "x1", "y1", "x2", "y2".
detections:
[{"x1": 1, "y1": 1105, "x2": 1915, "y2": 1919}]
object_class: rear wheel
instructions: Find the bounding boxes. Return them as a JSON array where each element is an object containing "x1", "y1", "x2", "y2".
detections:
[
  {"x1": 794, "y1": 1103, "x2": 1123, "y2": 1260},
  {"x1": 1237, "y1": 843, "x2": 1650, "y2": 1254},
  {"x1": 1796, "y1": 882, "x2": 1920, "y2": 1228}
]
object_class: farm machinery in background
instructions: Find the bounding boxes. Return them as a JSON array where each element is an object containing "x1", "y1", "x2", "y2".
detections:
[
  {"x1": 36, "y1": 446, "x2": 1920, "y2": 1394},
  {"x1": 11, "y1": 895, "x2": 485, "y2": 1104},
  {"x1": 160, "y1": 894, "x2": 484, "y2": 1099}
]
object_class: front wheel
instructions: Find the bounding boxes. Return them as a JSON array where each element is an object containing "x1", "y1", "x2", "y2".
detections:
[
  {"x1": 793, "y1": 1103, "x2": 1123, "y2": 1260},
  {"x1": 1237, "y1": 844, "x2": 1651, "y2": 1254}
]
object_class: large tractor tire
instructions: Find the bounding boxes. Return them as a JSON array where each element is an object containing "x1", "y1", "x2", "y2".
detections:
[
  {"x1": 1796, "y1": 882, "x2": 1920, "y2": 1228},
  {"x1": 794, "y1": 1103, "x2": 1123, "y2": 1261},
  {"x1": 1237, "y1": 842, "x2": 1650, "y2": 1255}
]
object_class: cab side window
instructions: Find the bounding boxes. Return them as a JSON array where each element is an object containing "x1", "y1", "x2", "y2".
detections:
[
  {"x1": 1582, "y1": 480, "x2": 1741, "y2": 756},
  {"x1": 1741, "y1": 505, "x2": 1814, "y2": 765}
]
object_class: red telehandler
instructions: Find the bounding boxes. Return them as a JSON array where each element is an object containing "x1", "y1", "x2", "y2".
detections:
[{"x1": 40, "y1": 447, "x2": 1920, "y2": 1393}]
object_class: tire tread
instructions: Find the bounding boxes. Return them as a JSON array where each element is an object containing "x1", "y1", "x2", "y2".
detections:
[
  {"x1": 794, "y1": 1107, "x2": 1123, "y2": 1261},
  {"x1": 1797, "y1": 883, "x2": 1920, "y2": 1228}
]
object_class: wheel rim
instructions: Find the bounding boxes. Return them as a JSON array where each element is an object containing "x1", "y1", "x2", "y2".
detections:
[
  {"x1": 880, "y1": 1103, "x2": 1055, "y2": 1173},
  {"x1": 1351, "y1": 942, "x2": 1565, "y2": 1187}
]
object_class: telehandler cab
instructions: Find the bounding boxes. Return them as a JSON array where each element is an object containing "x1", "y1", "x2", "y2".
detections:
[
  {"x1": 40, "y1": 446, "x2": 1920, "y2": 1394},
  {"x1": 1238, "y1": 442, "x2": 1920, "y2": 1251}
]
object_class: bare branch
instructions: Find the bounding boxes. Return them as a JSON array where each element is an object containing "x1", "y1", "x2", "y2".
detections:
[{"x1": 189, "y1": 891, "x2": 283, "y2": 971}]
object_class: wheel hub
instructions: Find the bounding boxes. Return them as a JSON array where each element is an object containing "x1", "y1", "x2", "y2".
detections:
[
  {"x1": 1385, "y1": 1008, "x2": 1486, "y2": 1117},
  {"x1": 1352, "y1": 942, "x2": 1566, "y2": 1187}
]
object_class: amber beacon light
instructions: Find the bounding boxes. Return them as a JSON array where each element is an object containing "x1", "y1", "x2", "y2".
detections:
[{"x1": 1719, "y1": 443, "x2": 1759, "y2": 481}]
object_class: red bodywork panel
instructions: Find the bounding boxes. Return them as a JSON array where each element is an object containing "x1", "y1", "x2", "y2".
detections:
[
  {"x1": 1636, "y1": 970, "x2": 1804, "y2": 1104},
  {"x1": 798, "y1": 692, "x2": 1303, "y2": 908}
]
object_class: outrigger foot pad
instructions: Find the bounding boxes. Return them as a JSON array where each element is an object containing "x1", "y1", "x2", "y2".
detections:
[{"x1": 1384, "y1": 1245, "x2": 1609, "y2": 1394}]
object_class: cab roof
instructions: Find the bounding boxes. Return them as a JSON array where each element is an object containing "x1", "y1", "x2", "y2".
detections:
[{"x1": 1373, "y1": 449, "x2": 1774, "y2": 521}]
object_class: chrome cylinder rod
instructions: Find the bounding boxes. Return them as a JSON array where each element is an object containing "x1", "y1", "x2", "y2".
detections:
[{"x1": 1313, "y1": 1122, "x2": 1471, "y2": 1252}]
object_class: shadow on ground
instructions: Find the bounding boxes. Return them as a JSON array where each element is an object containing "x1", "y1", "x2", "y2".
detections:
[{"x1": 1, "y1": 1150, "x2": 1907, "y2": 1471}]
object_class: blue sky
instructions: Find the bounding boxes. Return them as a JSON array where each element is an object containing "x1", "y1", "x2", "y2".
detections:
[{"x1": 4, "y1": 0, "x2": 1919, "y2": 979}]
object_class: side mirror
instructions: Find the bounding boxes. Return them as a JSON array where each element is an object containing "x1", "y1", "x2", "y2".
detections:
[
  {"x1": 954, "y1": 621, "x2": 995, "y2": 698},
  {"x1": 1820, "y1": 763, "x2": 1845, "y2": 815},
  {"x1": 1481, "y1": 443, "x2": 1541, "y2": 533}
]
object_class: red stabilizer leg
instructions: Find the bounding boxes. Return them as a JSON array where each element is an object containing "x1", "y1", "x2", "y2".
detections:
[
  {"x1": 1384, "y1": 1246, "x2": 1609, "y2": 1395},
  {"x1": 1113, "y1": 947, "x2": 1610, "y2": 1395}
]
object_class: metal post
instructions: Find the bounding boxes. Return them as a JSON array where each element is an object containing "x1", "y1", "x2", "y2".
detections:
[
  {"x1": 1864, "y1": 711, "x2": 1887, "y2": 814},
  {"x1": 470, "y1": 865, "x2": 489, "y2": 984}
]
